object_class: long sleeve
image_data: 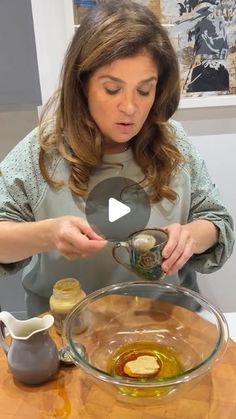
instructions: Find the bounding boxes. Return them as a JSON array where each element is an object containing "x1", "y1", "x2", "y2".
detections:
[
  {"x1": 0, "y1": 127, "x2": 59, "y2": 277},
  {"x1": 172, "y1": 120, "x2": 234, "y2": 273}
]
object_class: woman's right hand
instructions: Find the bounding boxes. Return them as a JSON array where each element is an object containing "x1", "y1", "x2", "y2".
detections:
[
  {"x1": 0, "y1": 217, "x2": 107, "y2": 264},
  {"x1": 50, "y1": 216, "x2": 107, "y2": 260}
]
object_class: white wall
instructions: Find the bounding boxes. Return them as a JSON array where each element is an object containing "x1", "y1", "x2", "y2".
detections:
[
  {"x1": 0, "y1": 106, "x2": 38, "y2": 160},
  {"x1": 31, "y1": 0, "x2": 74, "y2": 104},
  {"x1": 175, "y1": 107, "x2": 236, "y2": 312},
  {"x1": 0, "y1": 1, "x2": 74, "y2": 317}
]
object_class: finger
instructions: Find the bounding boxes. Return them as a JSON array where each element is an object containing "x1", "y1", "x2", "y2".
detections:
[
  {"x1": 161, "y1": 225, "x2": 181, "y2": 259},
  {"x1": 162, "y1": 236, "x2": 179, "y2": 260},
  {"x1": 63, "y1": 252, "x2": 87, "y2": 261},
  {"x1": 74, "y1": 218, "x2": 105, "y2": 241},
  {"x1": 62, "y1": 225, "x2": 107, "y2": 252},
  {"x1": 163, "y1": 242, "x2": 194, "y2": 275},
  {"x1": 70, "y1": 233, "x2": 107, "y2": 253},
  {"x1": 85, "y1": 224, "x2": 106, "y2": 241},
  {"x1": 162, "y1": 234, "x2": 188, "y2": 273},
  {"x1": 61, "y1": 241, "x2": 89, "y2": 259},
  {"x1": 57, "y1": 241, "x2": 84, "y2": 257},
  {"x1": 80, "y1": 238, "x2": 108, "y2": 253}
]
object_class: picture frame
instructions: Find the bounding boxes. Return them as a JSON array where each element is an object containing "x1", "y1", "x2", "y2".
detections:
[
  {"x1": 179, "y1": 92, "x2": 236, "y2": 108},
  {"x1": 157, "y1": 0, "x2": 236, "y2": 108},
  {"x1": 72, "y1": 1, "x2": 236, "y2": 108}
]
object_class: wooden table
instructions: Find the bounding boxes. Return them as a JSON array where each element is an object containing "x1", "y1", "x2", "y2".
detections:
[{"x1": 1, "y1": 302, "x2": 236, "y2": 419}]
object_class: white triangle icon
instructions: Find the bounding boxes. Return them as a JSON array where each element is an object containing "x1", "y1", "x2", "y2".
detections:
[{"x1": 108, "y1": 198, "x2": 131, "y2": 222}]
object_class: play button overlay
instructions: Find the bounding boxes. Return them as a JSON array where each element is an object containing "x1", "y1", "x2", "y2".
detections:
[
  {"x1": 108, "y1": 198, "x2": 131, "y2": 222},
  {"x1": 85, "y1": 177, "x2": 150, "y2": 241}
]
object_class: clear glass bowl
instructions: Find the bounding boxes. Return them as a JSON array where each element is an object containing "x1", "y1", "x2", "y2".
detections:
[{"x1": 63, "y1": 281, "x2": 228, "y2": 405}]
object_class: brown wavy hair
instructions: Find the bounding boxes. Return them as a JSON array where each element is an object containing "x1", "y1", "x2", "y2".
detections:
[{"x1": 39, "y1": 0, "x2": 184, "y2": 202}]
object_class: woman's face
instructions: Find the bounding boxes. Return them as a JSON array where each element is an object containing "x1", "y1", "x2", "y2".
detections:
[{"x1": 87, "y1": 51, "x2": 158, "y2": 145}]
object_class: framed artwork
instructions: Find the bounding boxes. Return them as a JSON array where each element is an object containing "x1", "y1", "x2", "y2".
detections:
[
  {"x1": 142, "y1": 0, "x2": 236, "y2": 108},
  {"x1": 73, "y1": 1, "x2": 236, "y2": 107}
]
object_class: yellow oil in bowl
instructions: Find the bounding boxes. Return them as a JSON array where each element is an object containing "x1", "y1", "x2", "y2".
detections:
[{"x1": 107, "y1": 340, "x2": 183, "y2": 398}]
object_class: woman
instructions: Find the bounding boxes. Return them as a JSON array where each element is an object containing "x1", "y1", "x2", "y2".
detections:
[{"x1": 0, "y1": 0, "x2": 234, "y2": 316}]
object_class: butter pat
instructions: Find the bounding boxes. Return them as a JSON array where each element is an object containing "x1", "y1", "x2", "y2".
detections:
[
  {"x1": 124, "y1": 355, "x2": 161, "y2": 377},
  {"x1": 132, "y1": 234, "x2": 156, "y2": 252}
]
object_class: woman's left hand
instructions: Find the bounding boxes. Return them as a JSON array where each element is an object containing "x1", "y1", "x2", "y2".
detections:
[{"x1": 161, "y1": 221, "x2": 218, "y2": 275}]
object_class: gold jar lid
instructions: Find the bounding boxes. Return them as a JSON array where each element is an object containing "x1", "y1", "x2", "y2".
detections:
[{"x1": 53, "y1": 278, "x2": 81, "y2": 292}]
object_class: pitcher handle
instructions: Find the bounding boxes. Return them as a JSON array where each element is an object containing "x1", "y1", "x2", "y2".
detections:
[
  {"x1": 112, "y1": 242, "x2": 133, "y2": 271},
  {"x1": 0, "y1": 321, "x2": 9, "y2": 355}
]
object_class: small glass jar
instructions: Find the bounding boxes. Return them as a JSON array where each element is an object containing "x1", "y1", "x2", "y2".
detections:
[{"x1": 49, "y1": 278, "x2": 86, "y2": 335}]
